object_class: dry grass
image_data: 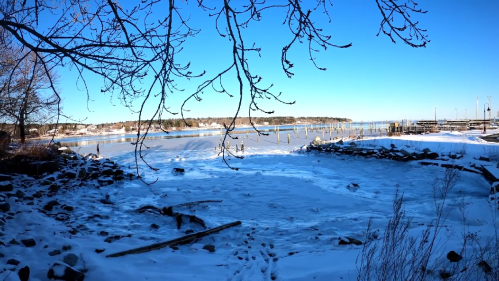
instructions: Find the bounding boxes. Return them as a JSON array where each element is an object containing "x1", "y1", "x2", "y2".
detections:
[
  {"x1": 11, "y1": 141, "x2": 59, "y2": 161},
  {"x1": 357, "y1": 168, "x2": 499, "y2": 280}
]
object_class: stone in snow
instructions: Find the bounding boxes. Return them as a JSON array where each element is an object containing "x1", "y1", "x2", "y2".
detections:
[
  {"x1": 21, "y1": 238, "x2": 37, "y2": 247},
  {"x1": 63, "y1": 253, "x2": 79, "y2": 267},
  {"x1": 0, "y1": 181, "x2": 13, "y2": 192},
  {"x1": 18, "y1": 266, "x2": 30, "y2": 281},
  {"x1": 47, "y1": 262, "x2": 85, "y2": 281}
]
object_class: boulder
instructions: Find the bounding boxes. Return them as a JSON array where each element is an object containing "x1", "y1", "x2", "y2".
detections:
[
  {"x1": 97, "y1": 177, "x2": 114, "y2": 186},
  {"x1": 7, "y1": 259, "x2": 20, "y2": 266},
  {"x1": 21, "y1": 238, "x2": 37, "y2": 247},
  {"x1": 338, "y1": 236, "x2": 362, "y2": 246},
  {"x1": 446, "y1": 250, "x2": 463, "y2": 262},
  {"x1": 422, "y1": 148, "x2": 431, "y2": 153},
  {"x1": 426, "y1": 152, "x2": 439, "y2": 160},
  {"x1": 172, "y1": 168, "x2": 185, "y2": 175},
  {"x1": 479, "y1": 156, "x2": 491, "y2": 162},
  {"x1": 49, "y1": 250, "x2": 62, "y2": 256},
  {"x1": 18, "y1": 266, "x2": 30, "y2": 281},
  {"x1": 101, "y1": 168, "x2": 114, "y2": 176},
  {"x1": 0, "y1": 174, "x2": 13, "y2": 181},
  {"x1": 64, "y1": 171, "x2": 77, "y2": 179},
  {"x1": 203, "y1": 245, "x2": 216, "y2": 253},
  {"x1": 78, "y1": 168, "x2": 87, "y2": 179},
  {"x1": 47, "y1": 262, "x2": 85, "y2": 281},
  {"x1": 0, "y1": 181, "x2": 13, "y2": 192},
  {"x1": 0, "y1": 202, "x2": 10, "y2": 212},
  {"x1": 63, "y1": 253, "x2": 79, "y2": 267},
  {"x1": 312, "y1": 136, "x2": 321, "y2": 146}
]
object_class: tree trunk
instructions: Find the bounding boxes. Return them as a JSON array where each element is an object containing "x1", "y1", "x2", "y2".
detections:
[{"x1": 19, "y1": 91, "x2": 30, "y2": 144}]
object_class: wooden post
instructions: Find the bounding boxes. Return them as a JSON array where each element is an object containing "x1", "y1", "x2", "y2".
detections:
[
  {"x1": 287, "y1": 133, "x2": 290, "y2": 144},
  {"x1": 277, "y1": 127, "x2": 280, "y2": 145},
  {"x1": 305, "y1": 126, "x2": 308, "y2": 138},
  {"x1": 227, "y1": 140, "x2": 230, "y2": 150}
]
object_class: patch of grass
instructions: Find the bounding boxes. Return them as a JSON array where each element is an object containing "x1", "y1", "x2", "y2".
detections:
[{"x1": 11, "y1": 141, "x2": 59, "y2": 161}]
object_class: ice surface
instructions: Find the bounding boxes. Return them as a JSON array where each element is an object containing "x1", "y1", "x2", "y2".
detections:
[{"x1": 1, "y1": 130, "x2": 498, "y2": 280}]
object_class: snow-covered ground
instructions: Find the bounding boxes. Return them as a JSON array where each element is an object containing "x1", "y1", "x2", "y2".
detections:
[{"x1": 1, "y1": 130, "x2": 499, "y2": 280}]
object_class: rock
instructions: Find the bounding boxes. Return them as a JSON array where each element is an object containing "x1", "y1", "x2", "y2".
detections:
[
  {"x1": 426, "y1": 152, "x2": 439, "y2": 160},
  {"x1": 479, "y1": 156, "x2": 491, "y2": 162},
  {"x1": 47, "y1": 262, "x2": 85, "y2": 281},
  {"x1": 184, "y1": 229, "x2": 194, "y2": 234},
  {"x1": 43, "y1": 204, "x2": 54, "y2": 211},
  {"x1": 18, "y1": 266, "x2": 30, "y2": 281},
  {"x1": 172, "y1": 168, "x2": 185, "y2": 174},
  {"x1": 312, "y1": 136, "x2": 321, "y2": 146},
  {"x1": 21, "y1": 238, "x2": 37, "y2": 247},
  {"x1": 338, "y1": 236, "x2": 362, "y2": 246},
  {"x1": 390, "y1": 143, "x2": 396, "y2": 149},
  {"x1": 33, "y1": 192, "x2": 42, "y2": 198},
  {"x1": 439, "y1": 270, "x2": 452, "y2": 279},
  {"x1": 151, "y1": 223, "x2": 160, "y2": 229},
  {"x1": 78, "y1": 168, "x2": 87, "y2": 179},
  {"x1": 49, "y1": 250, "x2": 62, "y2": 256},
  {"x1": 63, "y1": 253, "x2": 79, "y2": 267},
  {"x1": 446, "y1": 250, "x2": 463, "y2": 262},
  {"x1": 27, "y1": 202, "x2": 34, "y2": 205},
  {"x1": 63, "y1": 205, "x2": 74, "y2": 211},
  {"x1": 23, "y1": 195, "x2": 34, "y2": 201},
  {"x1": 62, "y1": 245, "x2": 72, "y2": 251},
  {"x1": 0, "y1": 181, "x2": 13, "y2": 192},
  {"x1": 0, "y1": 174, "x2": 13, "y2": 181},
  {"x1": 7, "y1": 259, "x2": 20, "y2": 266},
  {"x1": 64, "y1": 171, "x2": 77, "y2": 179},
  {"x1": 422, "y1": 148, "x2": 431, "y2": 153},
  {"x1": 0, "y1": 252, "x2": 4, "y2": 257},
  {"x1": 97, "y1": 177, "x2": 114, "y2": 186},
  {"x1": 49, "y1": 184, "x2": 60, "y2": 192},
  {"x1": 47, "y1": 200, "x2": 60, "y2": 206},
  {"x1": 114, "y1": 169, "x2": 124, "y2": 176},
  {"x1": 477, "y1": 260, "x2": 492, "y2": 273},
  {"x1": 337, "y1": 139, "x2": 343, "y2": 145},
  {"x1": 95, "y1": 249, "x2": 105, "y2": 254},
  {"x1": 9, "y1": 239, "x2": 20, "y2": 245},
  {"x1": 0, "y1": 202, "x2": 10, "y2": 212},
  {"x1": 99, "y1": 198, "x2": 113, "y2": 205},
  {"x1": 101, "y1": 168, "x2": 114, "y2": 176},
  {"x1": 15, "y1": 190, "x2": 25, "y2": 199},
  {"x1": 203, "y1": 245, "x2": 215, "y2": 252}
]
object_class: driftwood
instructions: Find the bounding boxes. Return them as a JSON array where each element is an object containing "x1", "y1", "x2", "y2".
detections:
[
  {"x1": 106, "y1": 220, "x2": 242, "y2": 258},
  {"x1": 173, "y1": 200, "x2": 223, "y2": 208},
  {"x1": 136, "y1": 201, "x2": 223, "y2": 229}
]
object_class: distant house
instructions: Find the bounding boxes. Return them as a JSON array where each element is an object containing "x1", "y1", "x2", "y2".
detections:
[
  {"x1": 47, "y1": 129, "x2": 58, "y2": 134},
  {"x1": 76, "y1": 128, "x2": 87, "y2": 134},
  {"x1": 263, "y1": 122, "x2": 269, "y2": 125},
  {"x1": 199, "y1": 123, "x2": 206, "y2": 127}
]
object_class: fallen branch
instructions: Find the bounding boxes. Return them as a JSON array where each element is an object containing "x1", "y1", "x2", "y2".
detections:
[
  {"x1": 106, "y1": 220, "x2": 242, "y2": 258},
  {"x1": 136, "y1": 204, "x2": 208, "y2": 229},
  {"x1": 173, "y1": 200, "x2": 223, "y2": 208}
]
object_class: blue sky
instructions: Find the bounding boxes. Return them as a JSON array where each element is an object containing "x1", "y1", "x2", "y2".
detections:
[{"x1": 51, "y1": 0, "x2": 498, "y2": 124}]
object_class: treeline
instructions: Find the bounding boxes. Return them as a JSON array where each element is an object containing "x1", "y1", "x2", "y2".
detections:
[{"x1": 121, "y1": 116, "x2": 351, "y2": 129}]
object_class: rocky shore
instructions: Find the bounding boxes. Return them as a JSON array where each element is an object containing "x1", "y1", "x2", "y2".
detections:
[
  {"x1": 305, "y1": 136, "x2": 499, "y2": 206},
  {"x1": 0, "y1": 143, "x2": 134, "y2": 280}
]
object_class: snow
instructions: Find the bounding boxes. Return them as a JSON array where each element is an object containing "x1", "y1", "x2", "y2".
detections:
[{"x1": 1, "y1": 130, "x2": 499, "y2": 280}]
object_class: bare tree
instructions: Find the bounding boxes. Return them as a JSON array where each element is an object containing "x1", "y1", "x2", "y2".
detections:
[
  {"x1": 0, "y1": 40, "x2": 59, "y2": 143},
  {"x1": 0, "y1": 0, "x2": 429, "y2": 180}
]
